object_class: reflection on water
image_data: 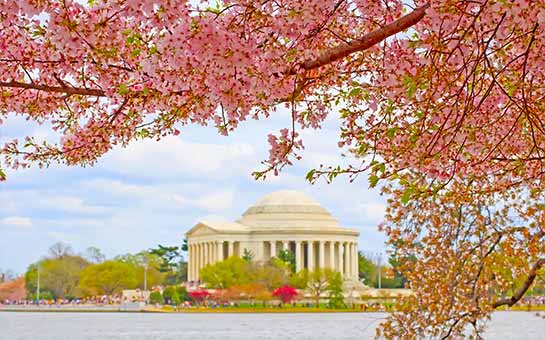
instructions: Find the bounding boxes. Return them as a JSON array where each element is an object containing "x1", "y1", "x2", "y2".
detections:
[{"x1": 1, "y1": 311, "x2": 543, "y2": 340}]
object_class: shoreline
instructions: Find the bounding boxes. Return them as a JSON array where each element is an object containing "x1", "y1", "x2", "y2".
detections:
[
  {"x1": 0, "y1": 307, "x2": 369, "y2": 314},
  {"x1": 1, "y1": 306, "x2": 544, "y2": 314}
]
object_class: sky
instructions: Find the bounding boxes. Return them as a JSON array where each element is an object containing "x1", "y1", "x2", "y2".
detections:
[{"x1": 0, "y1": 107, "x2": 388, "y2": 274}]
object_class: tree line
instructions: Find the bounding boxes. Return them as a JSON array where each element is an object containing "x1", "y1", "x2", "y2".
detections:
[
  {"x1": 199, "y1": 254, "x2": 346, "y2": 308},
  {"x1": 23, "y1": 242, "x2": 186, "y2": 300}
]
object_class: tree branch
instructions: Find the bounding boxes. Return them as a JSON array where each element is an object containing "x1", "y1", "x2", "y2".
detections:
[
  {"x1": 0, "y1": 80, "x2": 105, "y2": 97},
  {"x1": 492, "y1": 258, "x2": 545, "y2": 308},
  {"x1": 293, "y1": 3, "x2": 430, "y2": 73},
  {"x1": 0, "y1": 4, "x2": 430, "y2": 97}
]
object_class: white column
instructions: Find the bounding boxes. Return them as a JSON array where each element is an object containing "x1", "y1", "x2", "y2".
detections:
[
  {"x1": 200, "y1": 243, "x2": 204, "y2": 272},
  {"x1": 257, "y1": 241, "x2": 264, "y2": 261},
  {"x1": 217, "y1": 242, "x2": 223, "y2": 262},
  {"x1": 211, "y1": 242, "x2": 216, "y2": 264},
  {"x1": 339, "y1": 242, "x2": 345, "y2": 277},
  {"x1": 197, "y1": 243, "x2": 202, "y2": 280},
  {"x1": 204, "y1": 242, "x2": 210, "y2": 267},
  {"x1": 353, "y1": 243, "x2": 359, "y2": 280},
  {"x1": 228, "y1": 241, "x2": 234, "y2": 257},
  {"x1": 270, "y1": 241, "x2": 277, "y2": 258},
  {"x1": 295, "y1": 241, "x2": 302, "y2": 272},
  {"x1": 330, "y1": 242, "x2": 335, "y2": 270},
  {"x1": 283, "y1": 241, "x2": 289, "y2": 252},
  {"x1": 348, "y1": 243, "x2": 353, "y2": 278},
  {"x1": 188, "y1": 244, "x2": 192, "y2": 281},
  {"x1": 307, "y1": 241, "x2": 314, "y2": 271},
  {"x1": 199, "y1": 243, "x2": 204, "y2": 274},
  {"x1": 318, "y1": 241, "x2": 325, "y2": 269},
  {"x1": 206, "y1": 242, "x2": 210, "y2": 265},
  {"x1": 191, "y1": 244, "x2": 195, "y2": 281}
]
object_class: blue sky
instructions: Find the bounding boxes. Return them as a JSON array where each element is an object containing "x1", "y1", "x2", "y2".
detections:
[{"x1": 0, "y1": 107, "x2": 388, "y2": 274}]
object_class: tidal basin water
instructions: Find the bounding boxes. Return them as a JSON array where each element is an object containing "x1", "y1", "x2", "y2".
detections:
[{"x1": 1, "y1": 311, "x2": 544, "y2": 340}]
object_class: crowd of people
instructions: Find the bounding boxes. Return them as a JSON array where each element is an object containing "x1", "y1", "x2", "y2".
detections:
[
  {"x1": 519, "y1": 295, "x2": 545, "y2": 307},
  {"x1": 1, "y1": 295, "x2": 124, "y2": 307}
]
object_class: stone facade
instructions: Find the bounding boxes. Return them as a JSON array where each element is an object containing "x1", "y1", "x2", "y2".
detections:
[{"x1": 185, "y1": 190, "x2": 360, "y2": 282}]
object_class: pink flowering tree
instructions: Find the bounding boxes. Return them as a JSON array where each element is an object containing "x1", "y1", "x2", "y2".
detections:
[
  {"x1": 3, "y1": 1, "x2": 545, "y2": 338},
  {"x1": 188, "y1": 289, "x2": 210, "y2": 306},
  {"x1": 272, "y1": 285, "x2": 298, "y2": 305}
]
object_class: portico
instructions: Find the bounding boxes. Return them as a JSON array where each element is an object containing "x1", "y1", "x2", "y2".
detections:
[{"x1": 186, "y1": 191, "x2": 360, "y2": 282}]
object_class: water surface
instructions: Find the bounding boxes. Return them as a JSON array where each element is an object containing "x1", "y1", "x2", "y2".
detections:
[{"x1": 1, "y1": 311, "x2": 543, "y2": 339}]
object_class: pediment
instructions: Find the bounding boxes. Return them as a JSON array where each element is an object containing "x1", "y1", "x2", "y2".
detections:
[{"x1": 186, "y1": 223, "x2": 218, "y2": 237}]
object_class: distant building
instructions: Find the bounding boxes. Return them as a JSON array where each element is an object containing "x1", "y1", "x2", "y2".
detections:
[{"x1": 185, "y1": 190, "x2": 360, "y2": 282}]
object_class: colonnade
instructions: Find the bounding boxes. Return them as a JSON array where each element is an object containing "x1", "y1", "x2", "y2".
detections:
[
  {"x1": 188, "y1": 240, "x2": 236, "y2": 282},
  {"x1": 188, "y1": 239, "x2": 359, "y2": 282}
]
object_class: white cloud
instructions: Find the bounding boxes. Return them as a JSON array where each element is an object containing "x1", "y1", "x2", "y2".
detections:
[
  {"x1": 44, "y1": 196, "x2": 108, "y2": 215},
  {"x1": 1, "y1": 216, "x2": 33, "y2": 230},
  {"x1": 361, "y1": 203, "x2": 387, "y2": 222},
  {"x1": 82, "y1": 178, "x2": 234, "y2": 214},
  {"x1": 171, "y1": 194, "x2": 188, "y2": 205},
  {"x1": 101, "y1": 136, "x2": 256, "y2": 180},
  {"x1": 194, "y1": 190, "x2": 235, "y2": 212},
  {"x1": 0, "y1": 190, "x2": 108, "y2": 216}
]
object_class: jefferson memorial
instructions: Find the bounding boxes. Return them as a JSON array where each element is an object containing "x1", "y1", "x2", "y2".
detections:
[{"x1": 186, "y1": 190, "x2": 360, "y2": 282}]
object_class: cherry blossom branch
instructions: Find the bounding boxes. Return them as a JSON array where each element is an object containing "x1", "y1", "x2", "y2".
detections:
[
  {"x1": 492, "y1": 258, "x2": 545, "y2": 308},
  {"x1": 0, "y1": 80, "x2": 105, "y2": 97},
  {"x1": 0, "y1": 4, "x2": 429, "y2": 100},
  {"x1": 295, "y1": 3, "x2": 430, "y2": 72}
]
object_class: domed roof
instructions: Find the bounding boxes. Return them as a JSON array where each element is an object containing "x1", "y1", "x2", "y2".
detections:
[
  {"x1": 252, "y1": 190, "x2": 322, "y2": 207},
  {"x1": 237, "y1": 190, "x2": 340, "y2": 229}
]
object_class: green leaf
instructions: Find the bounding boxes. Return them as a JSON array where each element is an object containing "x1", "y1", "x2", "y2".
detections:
[
  {"x1": 118, "y1": 84, "x2": 128, "y2": 95},
  {"x1": 0, "y1": 168, "x2": 6, "y2": 181},
  {"x1": 403, "y1": 75, "x2": 417, "y2": 99},
  {"x1": 348, "y1": 88, "x2": 362, "y2": 97},
  {"x1": 400, "y1": 188, "x2": 414, "y2": 205},
  {"x1": 387, "y1": 127, "x2": 397, "y2": 139},
  {"x1": 368, "y1": 174, "x2": 379, "y2": 188},
  {"x1": 305, "y1": 169, "x2": 316, "y2": 182},
  {"x1": 130, "y1": 49, "x2": 141, "y2": 58}
]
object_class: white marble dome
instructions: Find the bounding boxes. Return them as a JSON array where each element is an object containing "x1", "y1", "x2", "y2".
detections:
[
  {"x1": 186, "y1": 190, "x2": 360, "y2": 283},
  {"x1": 252, "y1": 190, "x2": 321, "y2": 207},
  {"x1": 237, "y1": 190, "x2": 340, "y2": 228}
]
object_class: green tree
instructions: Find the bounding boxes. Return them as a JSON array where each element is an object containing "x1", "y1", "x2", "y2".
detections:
[
  {"x1": 47, "y1": 242, "x2": 74, "y2": 259},
  {"x1": 170, "y1": 291, "x2": 181, "y2": 306},
  {"x1": 251, "y1": 258, "x2": 290, "y2": 290},
  {"x1": 200, "y1": 256, "x2": 251, "y2": 289},
  {"x1": 289, "y1": 269, "x2": 310, "y2": 289},
  {"x1": 277, "y1": 249, "x2": 296, "y2": 273},
  {"x1": 358, "y1": 252, "x2": 376, "y2": 286},
  {"x1": 149, "y1": 244, "x2": 186, "y2": 284},
  {"x1": 162, "y1": 286, "x2": 175, "y2": 303},
  {"x1": 79, "y1": 260, "x2": 138, "y2": 295},
  {"x1": 25, "y1": 255, "x2": 89, "y2": 299},
  {"x1": 83, "y1": 246, "x2": 106, "y2": 264},
  {"x1": 149, "y1": 291, "x2": 164, "y2": 304},
  {"x1": 176, "y1": 285, "x2": 189, "y2": 301},
  {"x1": 327, "y1": 271, "x2": 345, "y2": 309},
  {"x1": 307, "y1": 269, "x2": 337, "y2": 307},
  {"x1": 115, "y1": 251, "x2": 165, "y2": 288},
  {"x1": 242, "y1": 249, "x2": 254, "y2": 262},
  {"x1": 358, "y1": 252, "x2": 404, "y2": 288}
]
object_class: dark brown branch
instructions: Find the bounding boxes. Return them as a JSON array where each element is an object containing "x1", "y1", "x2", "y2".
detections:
[
  {"x1": 293, "y1": 3, "x2": 430, "y2": 73},
  {"x1": 0, "y1": 80, "x2": 105, "y2": 97},
  {"x1": 492, "y1": 258, "x2": 545, "y2": 308}
]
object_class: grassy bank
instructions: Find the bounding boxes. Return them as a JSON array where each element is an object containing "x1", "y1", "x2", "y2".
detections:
[
  {"x1": 154, "y1": 306, "x2": 367, "y2": 313},
  {"x1": 496, "y1": 305, "x2": 545, "y2": 312},
  {"x1": 3, "y1": 305, "x2": 544, "y2": 313}
]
